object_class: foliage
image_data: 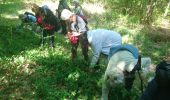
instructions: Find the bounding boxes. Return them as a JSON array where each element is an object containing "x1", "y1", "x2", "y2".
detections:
[{"x1": 104, "y1": 0, "x2": 170, "y2": 24}]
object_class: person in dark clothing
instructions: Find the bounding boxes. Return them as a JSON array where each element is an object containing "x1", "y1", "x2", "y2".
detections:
[
  {"x1": 57, "y1": 0, "x2": 70, "y2": 35},
  {"x1": 61, "y1": 9, "x2": 89, "y2": 62},
  {"x1": 32, "y1": 4, "x2": 61, "y2": 48},
  {"x1": 17, "y1": 12, "x2": 37, "y2": 31},
  {"x1": 19, "y1": 12, "x2": 37, "y2": 24},
  {"x1": 140, "y1": 77, "x2": 170, "y2": 100},
  {"x1": 140, "y1": 59, "x2": 170, "y2": 100}
]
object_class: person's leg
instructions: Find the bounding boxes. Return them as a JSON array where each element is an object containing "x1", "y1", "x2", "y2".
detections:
[
  {"x1": 96, "y1": 53, "x2": 108, "y2": 69},
  {"x1": 60, "y1": 20, "x2": 67, "y2": 35},
  {"x1": 42, "y1": 29, "x2": 47, "y2": 46},
  {"x1": 71, "y1": 41, "x2": 79, "y2": 60},
  {"x1": 48, "y1": 29, "x2": 55, "y2": 48},
  {"x1": 102, "y1": 74, "x2": 111, "y2": 100},
  {"x1": 79, "y1": 32, "x2": 89, "y2": 62}
]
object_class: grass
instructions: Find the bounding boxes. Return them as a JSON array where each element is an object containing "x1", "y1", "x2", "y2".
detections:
[{"x1": 0, "y1": 0, "x2": 170, "y2": 100}]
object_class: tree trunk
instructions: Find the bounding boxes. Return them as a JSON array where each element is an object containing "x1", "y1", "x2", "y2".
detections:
[
  {"x1": 144, "y1": 0, "x2": 157, "y2": 24},
  {"x1": 164, "y1": 0, "x2": 170, "y2": 17}
]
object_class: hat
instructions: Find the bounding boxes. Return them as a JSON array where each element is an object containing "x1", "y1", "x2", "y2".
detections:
[{"x1": 61, "y1": 9, "x2": 74, "y2": 20}]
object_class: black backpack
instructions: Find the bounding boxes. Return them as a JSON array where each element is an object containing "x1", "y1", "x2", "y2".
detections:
[{"x1": 155, "y1": 60, "x2": 170, "y2": 88}]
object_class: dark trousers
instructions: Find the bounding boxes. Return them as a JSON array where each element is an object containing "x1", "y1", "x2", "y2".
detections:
[
  {"x1": 71, "y1": 32, "x2": 88, "y2": 61},
  {"x1": 42, "y1": 29, "x2": 55, "y2": 47},
  {"x1": 60, "y1": 20, "x2": 67, "y2": 35}
]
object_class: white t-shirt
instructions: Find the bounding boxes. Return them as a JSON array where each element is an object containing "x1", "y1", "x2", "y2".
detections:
[{"x1": 87, "y1": 29, "x2": 122, "y2": 67}]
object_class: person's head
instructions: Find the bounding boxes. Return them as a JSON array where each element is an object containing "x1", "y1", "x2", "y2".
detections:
[
  {"x1": 61, "y1": 9, "x2": 74, "y2": 21},
  {"x1": 18, "y1": 14, "x2": 28, "y2": 23}
]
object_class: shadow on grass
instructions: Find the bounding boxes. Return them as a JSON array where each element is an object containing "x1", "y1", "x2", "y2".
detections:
[
  {"x1": 0, "y1": 0, "x2": 42, "y2": 58},
  {"x1": 31, "y1": 51, "x2": 103, "y2": 99},
  {"x1": 0, "y1": 0, "x2": 25, "y2": 15},
  {"x1": 0, "y1": 24, "x2": 41, "y2": 58}
]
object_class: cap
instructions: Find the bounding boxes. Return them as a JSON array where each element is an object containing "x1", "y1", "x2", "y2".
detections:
[{"x1": 61, "y1": 9, "x2": 74, "y2": 20}]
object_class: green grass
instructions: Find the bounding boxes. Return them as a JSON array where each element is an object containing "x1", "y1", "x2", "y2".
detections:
[{"x1": 0, "y1": 0, "x2": 170, "y2": 100}]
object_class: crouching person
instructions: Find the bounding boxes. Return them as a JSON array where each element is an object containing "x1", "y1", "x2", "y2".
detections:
[
  {"x1": 32, "y1": 4, "x2": 61, "y2": 48},
  {"x1": 87, "y1": 29, "x2": 122, "y2": 69},
  {"x1": 102, "y1": 44, "x2": 151, "y2": 100},
  {"x1": 40, "y1": 6, "x2": 61, "y2": 48},
  {"x1": 18, "y1": 12, "x2": 37, "y2": 30}
]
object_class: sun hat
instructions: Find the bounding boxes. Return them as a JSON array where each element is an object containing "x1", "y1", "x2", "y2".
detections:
[{"x1": 61, "y1": 9, "x2": 74, "y2": 20}]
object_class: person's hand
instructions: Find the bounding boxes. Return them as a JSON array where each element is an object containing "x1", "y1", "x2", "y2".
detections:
[
  {"x1": 72, "y1": 32, "x2": 81, "y2": 36},
  {"x1": 67, "y1": 32, "x2": 73, "y2": 39}
]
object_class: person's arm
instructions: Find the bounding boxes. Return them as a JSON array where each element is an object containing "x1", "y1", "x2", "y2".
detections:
[
  {"x1": 102, "y1": 75, "x2": 111, "y2": 100},
  {"x1": 90, "y1": 42, "x2": 102, "y2": 68}
]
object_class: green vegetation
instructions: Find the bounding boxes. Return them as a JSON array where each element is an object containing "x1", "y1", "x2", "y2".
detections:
[{"x1": 0, "y1": 0, "x2": 170, "y2": 99}]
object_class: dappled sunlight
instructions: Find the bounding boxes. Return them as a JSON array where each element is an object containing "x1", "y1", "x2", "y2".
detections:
[
  {"x1": 160, "y1": 19, "x2": 170, "y2": 29},
  {"x1": 68, "y1": 71, "x2": 80, "y2": 81},
  {"x1": 114, "y1": 16, "x2": 128, "y2": 28},
  {"x1": 13, "y1": 55, "x2": 37, "y2": 75},
  {"x1": 152, "y1": 52, "x2": 160, "y2": 58},
  {"x1": 82, "y1": 2, "x2": 106, "y2": 14},
  {"x1": 40, "y1": 1, "x2": 58, "y2": 13},
  {"x1": 23, "y1": 0, "x2": 59, "y2": 13},
  {"x1": 154, "y1": 18, "x2": 170, "y2": 29},
  {"x1": 1, "y1": 14, "x2": 18, "y2": 19},
  {"x1": 0, "y1": 1, "x2": 14, "y2": 4},
  {"x1": 17, "y1": 9, "x2": 33, "y2": 15},
  {"x1": 122, "y1": 34, "x2": 133, "y2": 44}
]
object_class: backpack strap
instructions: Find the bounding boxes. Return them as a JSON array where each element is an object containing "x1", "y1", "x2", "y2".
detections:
[
  {"x1": 76, "y1": 15, "x2": 89, "y2": 32},
  {"x1": 124, "y1": 55, "x2": 144, "y2": 93},
  {"x1": 75, "y1": 15, "x2": 79, "y2": 32},
  {"x1": 132, "y1": 55, "x2": 144, "y2": 93}
]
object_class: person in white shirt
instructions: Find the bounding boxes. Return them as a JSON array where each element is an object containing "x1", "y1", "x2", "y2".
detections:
[
  {"x1": 87, "y1": 29, "x2": 122, "y2": 68},
  {"x1": 61, "y1": 9, "x2": 89, "y2": 61}
]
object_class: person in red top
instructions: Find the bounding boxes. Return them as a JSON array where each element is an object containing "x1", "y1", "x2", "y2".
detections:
[{"x1": 32, "y1": 4, "x2": 61, "y2": 48}]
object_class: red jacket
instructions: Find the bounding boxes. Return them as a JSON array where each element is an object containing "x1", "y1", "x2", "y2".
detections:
[{"x1": 37, "y1": 16, "x2": 55, "y2": 30}]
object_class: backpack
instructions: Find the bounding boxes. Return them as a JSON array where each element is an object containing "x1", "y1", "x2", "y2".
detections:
[{"x1": 155, "y1": 60, "x2": 170, "y2": 88}]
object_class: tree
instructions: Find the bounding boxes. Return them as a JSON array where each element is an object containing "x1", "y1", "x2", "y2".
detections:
[
  {"x1": 144, "y1": 0, "x2": 157, "y2": 24},
  {"x1": 164, "y1": 0, "x2": 170, "y2": 17}
]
